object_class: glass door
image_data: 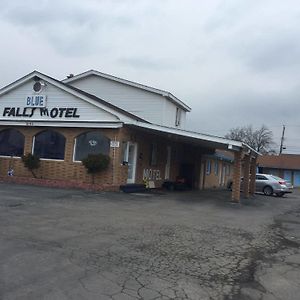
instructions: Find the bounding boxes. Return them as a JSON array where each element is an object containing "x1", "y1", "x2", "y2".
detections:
[{"x1": 126, "y1": 142, "x2": 137, "y2": 184}]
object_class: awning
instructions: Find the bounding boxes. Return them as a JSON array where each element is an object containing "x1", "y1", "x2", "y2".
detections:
[{"x1": 126, "y1": 121, "x2": 260, "y2": 157}]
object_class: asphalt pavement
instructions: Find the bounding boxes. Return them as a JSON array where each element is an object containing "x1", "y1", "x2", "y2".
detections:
[{"x1": 0, "y1": 183, "x2": 299, "y2": 300}]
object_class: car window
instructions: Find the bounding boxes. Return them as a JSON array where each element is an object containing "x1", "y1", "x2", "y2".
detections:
[{"x1": 256, "y1": 175, "x2": 268, "y2": 180}]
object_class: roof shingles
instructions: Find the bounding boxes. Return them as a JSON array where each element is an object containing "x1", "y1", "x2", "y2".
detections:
[{"x1": 258, "y1": 154, "x2": 300, "y2": 170}]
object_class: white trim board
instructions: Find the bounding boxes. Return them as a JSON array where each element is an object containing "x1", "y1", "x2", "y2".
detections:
[{"x1": 0, "y1": 120, "x2": 124, "y2": 128}]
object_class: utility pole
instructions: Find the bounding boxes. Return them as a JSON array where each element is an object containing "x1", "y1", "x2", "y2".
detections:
[{"x1": 279, "y1": 125, "x2": 286, "y2": 154}]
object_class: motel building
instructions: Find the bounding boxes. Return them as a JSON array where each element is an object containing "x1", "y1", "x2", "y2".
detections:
[{"x1": 0, "y1": 70, "x2": 258, "y2": 202}]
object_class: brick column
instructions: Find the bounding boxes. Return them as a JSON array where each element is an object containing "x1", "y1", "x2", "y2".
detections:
[
  {"x1": 243, "y1": 155, "x2": 250, "y2": 198},
  {"x1": 250, "y1": 157, "x2": 257, "y2": 195},
  {"x1": 23, "y1": 130, "x2": 34, "y2": 155},
  {"x1": 232, "y1": 150, "x2": 242, "y2": 202}
]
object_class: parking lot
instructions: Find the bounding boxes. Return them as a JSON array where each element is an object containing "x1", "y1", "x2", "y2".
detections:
[{"x1": 0, "y1": 183, "x2": 300, "y2": 300}]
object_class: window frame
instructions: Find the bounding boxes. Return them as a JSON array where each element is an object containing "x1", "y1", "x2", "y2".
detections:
[
  {"x1": 0, "y1": 128, "x2": 25, "y2": 158},
  {"x1": 73, "y1": 131, "x2": 111, "y2": 162},
  {"x1": 226, "y1": 164, "x2": 230, "y2": 176},
  {"x1": 175, "y1": 107, "x2": 181, "y2": 127},
  {"x1": 214, "y1": 161, "x2": 219, "y2": 176},
  {"x1": 121, "y1": 141, "x2": 130, "y2": 165},
  {"x1": 32, "y1": 130, "x2": 66, "y2": 161},
  {"x1": 150, "y1": 142, "x2": 158, "y2": 166}
]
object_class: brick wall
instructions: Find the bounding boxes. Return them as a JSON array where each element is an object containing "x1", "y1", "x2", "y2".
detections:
[
  {"x1": 0, "y1": 126, "x2": 129, "y2": 188},
  {"x1": 0, "y1": 125, "x2": 206, "y2": 190},
  {"x1": 203, "y1": 158, "x2": 233, "y2": 189},
  {"x1": 118, "y1": 128, "x2": 201, "y2": 188}
]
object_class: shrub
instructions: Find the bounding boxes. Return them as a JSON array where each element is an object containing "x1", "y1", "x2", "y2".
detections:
[
  {"x1": 82, "y1": 154, "x2": 110, "y2": 184},
  {"x1": 21, "y1": 153, "x2": 40, "y2": 178}
]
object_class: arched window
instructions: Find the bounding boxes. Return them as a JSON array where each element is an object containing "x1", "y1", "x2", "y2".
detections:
[
  {"x1": 0, "y1": 128, "x2": 25, "y2": 157},
  {"x1": 74, "y1": 131, "x2": 110, "y2": 161},
  {"x1": 33, "y1": 130, "x2": 66, "y2": 160}
]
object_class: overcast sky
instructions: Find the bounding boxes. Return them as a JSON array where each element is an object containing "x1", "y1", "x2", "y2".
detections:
[{"x1": 0, "y1": 0, "x2": 300, "y2": 153}]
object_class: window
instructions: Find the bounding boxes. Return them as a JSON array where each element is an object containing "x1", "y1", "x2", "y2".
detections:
[
  {"x1": 226, "y1": 164, "x2": 230, "y2": 176},
  {"x1": 256, "y1": 175, "x2": 267, "y2": 180},
  {"x1": 74, "y1": 131, "x2": 110, "y2": 161},
  {"x1": 175, "y1": 107, "x2": 181, "y2": 126},
  {"x1": 33, "y1": 130, "x2": 66, "y2": 160},
  {"x1": 150, "y1": 143, "x2": 157, "y2": 166},
  {"x1": 0, "y1": 128, "x2": 24, "y2": 157},
  {"x1": 206, "y1": 159, "x2": 211, "y2": 175},
  {"x1": 214, "y1": 161, "x2": 219, "y2": 175}
]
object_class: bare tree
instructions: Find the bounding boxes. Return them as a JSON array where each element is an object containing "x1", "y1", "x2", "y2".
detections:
[{"x1": 225, "y1": 125, "x2": 275, "y2": 154}]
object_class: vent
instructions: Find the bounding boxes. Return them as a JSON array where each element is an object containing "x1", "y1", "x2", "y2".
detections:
[{"x1": 33, "y1": 81, "x2": 46, "y2": 93}]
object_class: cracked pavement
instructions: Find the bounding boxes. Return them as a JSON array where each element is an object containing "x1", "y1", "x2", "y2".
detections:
[{"x1": 0, "y1": 183, "x2": 299, "y2": 300}]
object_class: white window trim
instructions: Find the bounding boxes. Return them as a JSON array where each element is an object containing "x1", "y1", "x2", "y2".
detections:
[
  {"x1": 175, "y1": 107, "x2": 181, "y2": 127},
  {"x1": 72, "y1": 138, "x2": 80, "y2": 163},
  {"x1": 0, "y1": 155, "x2": 22, "y2": 159},
  {"x1": 32, "y1": 134, "x2": 65, "y2": 161},
  {"x1": 124, "y1": 141, "x2": 130, "y2": 163},
  {"x1": 73, "y1": 133, "x2": 111, "y2": 163},
  {"x1": 39, "y1": 158, "x2": 65, "y2": 162}
]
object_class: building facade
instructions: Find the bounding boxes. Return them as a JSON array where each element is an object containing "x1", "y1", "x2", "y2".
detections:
[
  {"x1": 258, "y1": 154, "x2": 300, "y2": 187},
  {"x1": 200, "y1": 150, "x2": 234, "y2": 189},
  {"x1": 0, "y1": 70, "x2": 258, "y2": 201}
]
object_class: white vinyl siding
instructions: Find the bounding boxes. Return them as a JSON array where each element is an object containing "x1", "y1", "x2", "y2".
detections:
[
  {"x1": 163, "y1": 99, "x2": 186, "y2": 129},
  {"x1": 0, "y1": 80, "x2": 119, "y2": 122},
  {"x1": 68, "y1": 75, "x2": 187, "y2": 128}
]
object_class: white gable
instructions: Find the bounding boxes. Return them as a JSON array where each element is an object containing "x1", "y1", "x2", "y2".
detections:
[
  {"x1": 67, "y1": 75, "x2": 164, "y2": 122},
  {"x1": 64, "y1": 70, "x2": 191, "y2": 111},
  {"x1": 0, "y1": 78, "x2": 122, "y2": 125},
  {"x1": 67, "y1": 74, "x2": 187, "y2": 128}
]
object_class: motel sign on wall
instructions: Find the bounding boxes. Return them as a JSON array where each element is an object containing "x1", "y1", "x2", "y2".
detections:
[{"x1": 2, "y1": 95, "x2": 80, "y2": 119}]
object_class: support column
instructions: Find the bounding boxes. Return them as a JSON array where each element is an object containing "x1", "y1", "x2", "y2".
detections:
[
  {"x1": 231, "y1": 150, "x2": 242, "y2": 202},
  {"x1": 243, "y1": 155, "x2": 250, "y2": 198},
  {"x1": 250, "y1": 157, "x2": 257, "y2": 195}
]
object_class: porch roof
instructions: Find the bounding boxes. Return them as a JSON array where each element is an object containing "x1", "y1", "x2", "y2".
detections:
[{"x1": 126, "y1": 122, "x2": 259, "y2": 157}]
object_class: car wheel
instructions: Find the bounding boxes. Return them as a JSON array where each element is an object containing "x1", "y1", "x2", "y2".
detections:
[
  {"x1": 263, "y1": 186, "x2": 273, "y2": 196},
  {"x1": 276, "y1": 192, "x2": 284, "y2": 197}
]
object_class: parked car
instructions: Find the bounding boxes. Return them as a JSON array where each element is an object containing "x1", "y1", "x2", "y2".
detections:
[{"x1": 227, "y1": 174, "x2": 293, "y2": 197}]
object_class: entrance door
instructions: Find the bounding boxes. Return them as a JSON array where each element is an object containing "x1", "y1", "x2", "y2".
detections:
[
  {"x1": 127, "y1": 142, "x2": 137, "y2": 184},
  {"x1": 165, "y1": 146, "x2": 171, "y2": 180}
]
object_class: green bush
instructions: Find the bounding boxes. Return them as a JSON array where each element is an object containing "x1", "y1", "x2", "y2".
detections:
[
  {"x1": 82, "y1": 154, "x2": 110, "y2": 184},
  {"x1": 21, "y1": 153, "x2": 40, "y2": 178}
]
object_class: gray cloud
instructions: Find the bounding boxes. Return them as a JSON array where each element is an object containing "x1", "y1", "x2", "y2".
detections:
[
  {"x1": 1, "y1": 0, "x2": 300, "y2": 152},
  {"x1": 228, "y1": 29, "x2": 300, "y2": 72},
  {"x1": 0, "y1": 0, "x2": 139, "y2": 56},
  {"x1": 118, "y1": 56, "x2": 176, "y2": 70}
]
